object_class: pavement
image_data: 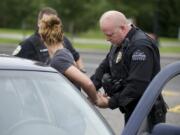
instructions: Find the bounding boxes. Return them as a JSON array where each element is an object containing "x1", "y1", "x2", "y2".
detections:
[{"x1": 0, "y1": 32, "x2": 179, "y2": 46}]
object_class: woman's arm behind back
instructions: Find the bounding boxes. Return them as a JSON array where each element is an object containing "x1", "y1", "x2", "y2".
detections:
[{"x1": 64, "y1": 65, "x2": 98, "y2": 103}]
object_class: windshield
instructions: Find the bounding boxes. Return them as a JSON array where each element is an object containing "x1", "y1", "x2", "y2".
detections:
[{"x1": 0, "y1": 70, "x2": 114, "y2": 135}]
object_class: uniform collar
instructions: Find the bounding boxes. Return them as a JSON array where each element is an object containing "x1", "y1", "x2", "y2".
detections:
[
  {"x1": 120, "y1": 25, "x2": 136, "y2": 50},
  {"x1": 113, "y1": 25, "x2": 136, "y2": 51},
  {"x1": 125, "y1": 24, "x2": 136, "y2": 41}
]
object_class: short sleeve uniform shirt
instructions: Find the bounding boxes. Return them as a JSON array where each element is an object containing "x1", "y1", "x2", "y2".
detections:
[{"x1": 50, "y1": 48, "x2": 75, "y2": 74}]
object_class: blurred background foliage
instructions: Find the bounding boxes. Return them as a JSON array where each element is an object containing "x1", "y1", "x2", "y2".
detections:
[{"x1": 0, "y1": 0, "x2": 179, "y2": 38}]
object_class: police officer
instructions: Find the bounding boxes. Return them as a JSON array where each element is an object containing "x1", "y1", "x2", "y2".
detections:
[
  {"x1": 91, "y1": 10, "x2": 167, "y2": 132},
  {"x1": 12, "y1": 7, "x2": 86, "y2": 72}
]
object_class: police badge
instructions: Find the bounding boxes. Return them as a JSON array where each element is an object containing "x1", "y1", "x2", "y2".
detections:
[
  {"x1": 115, "y1": 51, "x2": 122, "y2": 63},
  {"x1": 12, "y1": 45, "x2": 21, "y2": 55}
]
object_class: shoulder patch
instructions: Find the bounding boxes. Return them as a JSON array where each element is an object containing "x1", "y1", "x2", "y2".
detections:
[
  {"x1": 12, "y1": 45, "x2": 21, "y2": 55},
  {"x1": 132, "y1": 49, "x2": 146, "y2": 61}
]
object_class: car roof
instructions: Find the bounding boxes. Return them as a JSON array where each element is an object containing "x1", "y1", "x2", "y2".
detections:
[{"x1": 0, "y1": 54, "x2": 57, "y2": 73}]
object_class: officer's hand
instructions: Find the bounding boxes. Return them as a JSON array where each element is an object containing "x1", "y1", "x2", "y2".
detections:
[{"x1": 95, "y1": 92, "x2": 109, "y2": 108}]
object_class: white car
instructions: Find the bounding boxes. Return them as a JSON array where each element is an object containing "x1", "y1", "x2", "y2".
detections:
[
  {"x1": 0, "y1": 55, "x2": 114, "y2": 135},
  {"x1": 1, "y1": 54, "x2": 180, "y2": 135}
]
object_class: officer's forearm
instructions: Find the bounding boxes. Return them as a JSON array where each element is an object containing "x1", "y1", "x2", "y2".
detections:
[
  {"x1": 108, "y1": 80, "x2": 148, "y2": 109},
  {"x1": 108, "y1": 94, "x2": 119, "y2": 109}
]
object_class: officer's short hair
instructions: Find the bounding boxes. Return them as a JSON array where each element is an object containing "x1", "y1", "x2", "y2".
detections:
[{"x1": 38, "y1": 7, "x2": 58, "y2": 21}]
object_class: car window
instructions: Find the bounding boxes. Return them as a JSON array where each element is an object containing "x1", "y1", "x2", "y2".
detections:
[{"x1": 0, "y1": 70, "x2": 113, "y2": 135}]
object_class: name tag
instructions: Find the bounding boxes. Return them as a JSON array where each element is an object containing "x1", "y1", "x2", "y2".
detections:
[{"x1": 40, "y1": 49, "x2": 48, "y2": 52}]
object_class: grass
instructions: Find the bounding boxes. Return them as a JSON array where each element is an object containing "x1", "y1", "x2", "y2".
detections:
[
  {"x1": 0, "y1": 28, "x2": 180, "y2": 54},
  {"x1": 75, "y1": 43, "x2": 180, "y2": 54},
  {"x1": 160, "y1": 37, "x2": 180, "y2": 42},
  {"x1": 159, "y1": 46, "x2": 180, "y2": 54},
  {"x1": 0, "y1": 38, "x2": 180, "y2": 54},
  {"x1": 0, "y1": 37, "x2": 180, "y2": 54},
  {"x1": 0, "y1": 38, "x2": 21, "y2": 44},
  {"x1": 77, "y1": 29, "x2": 104, "y2": 39},
  {"x1": 0, "y1": 28, "x2": 33, "y2": 35},
  {"x1": 73, "y1": 43, "x2": 110, "y2": 51}
]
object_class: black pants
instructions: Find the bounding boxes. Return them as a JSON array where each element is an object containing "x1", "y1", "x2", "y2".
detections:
[{"x1": 123, "y1": 106, "x2": 166, "y2": 133}]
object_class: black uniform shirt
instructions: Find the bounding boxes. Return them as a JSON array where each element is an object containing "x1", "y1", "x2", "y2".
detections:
[
  {"x1": 13, "y1": 33, "x2": 80, "y2": 63},
  {"x1": 91, "y1": 27, "x2": 160, "y2": 110},
  {"x1": 13, "y1": 33, "x2": 47, "y2": 62}
]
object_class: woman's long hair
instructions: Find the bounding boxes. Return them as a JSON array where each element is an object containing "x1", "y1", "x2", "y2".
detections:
[{"x1": 39, "y1": 15, "x2": 63, "y2": 46}]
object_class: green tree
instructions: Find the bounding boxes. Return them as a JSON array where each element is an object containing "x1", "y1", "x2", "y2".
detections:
[
  {"x1": 158, "y1": 0, "x2": 180, "y2": 37},
  {"x1": 0, "y1": 0, "x2": 44, "y2": 29},
  {"x1": 45, "y1": 0, "x2": 109, "y2": 33},
  {"x1": 0, "y1": 0, "x2": 179, "y2": 37}
]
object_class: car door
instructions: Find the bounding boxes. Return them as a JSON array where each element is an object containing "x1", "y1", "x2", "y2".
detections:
[{"x1": 122, "y1": 61, "x2": 180, "y2": 135}]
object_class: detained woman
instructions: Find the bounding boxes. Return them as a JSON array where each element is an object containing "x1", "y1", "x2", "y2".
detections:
[{"x1": 38, "y1": 15, "x2": 99, "y2": 104}]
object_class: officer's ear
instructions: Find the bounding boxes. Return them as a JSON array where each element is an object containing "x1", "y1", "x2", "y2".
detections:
[{"x1": 119, "y1": 24, "x2": 125, "y2": 30}]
